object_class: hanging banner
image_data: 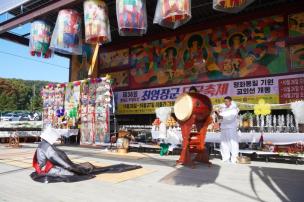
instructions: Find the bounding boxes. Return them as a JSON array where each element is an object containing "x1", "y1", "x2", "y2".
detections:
[{"x1": 115, "y1": 73, "x2": 304, "y2": 114}]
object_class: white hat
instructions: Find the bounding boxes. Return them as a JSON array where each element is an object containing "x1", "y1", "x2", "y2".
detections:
[{"x1": 40, "y1": 127, "x2": 61, "y2": 145}]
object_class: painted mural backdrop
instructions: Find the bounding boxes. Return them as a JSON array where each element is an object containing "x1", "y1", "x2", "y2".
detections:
[
  {"x1": 290, "y1": 44, "x2": 304, "y2": 70},
  {"x1": 101, "y1": 70, "x2": 129, "y2": 89},
  {"x1": 130, "y1": 15, "x2": 287, "y2": 88},
  {"x1": 100, "y1": 48, "x2": 129, "y2": 69},
  {"x1": 289, "y1": 12, "x2": 304, "y2": 37}
]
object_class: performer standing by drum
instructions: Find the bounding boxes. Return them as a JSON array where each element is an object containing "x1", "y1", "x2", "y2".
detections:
[{"x1": 215, "y1": 96, "x2": 239, "y2": 163}]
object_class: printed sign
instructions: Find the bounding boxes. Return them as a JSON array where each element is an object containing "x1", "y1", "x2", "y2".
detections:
[
  {"x1": 115, "y1": 74, "x2": 304, "y2": 114},
  {"x1": 279, "y1": 77, "x2": 304, "y2": 103}
]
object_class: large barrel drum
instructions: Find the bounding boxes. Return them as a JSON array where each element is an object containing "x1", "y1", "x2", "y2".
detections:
[{"x1": 174, "y1": 93, "x2": 212, "y2": 122}]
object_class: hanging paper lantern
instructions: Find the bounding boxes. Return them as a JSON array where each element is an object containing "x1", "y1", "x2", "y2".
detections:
[
  {"x1": 29, "y1": 20, "x2": 52, "y2": 58},
  {"x1": 50, "y1": 9, "x2": 82, "y2": 55},
  {"x1": 84, "y1": 0, "x2": 111, "y2": 44},
  {"x1": 213, "y1": 0, "x2": 255, "y2": 13},
  {"x1": 116, "y1": 0, "x2": 147, "y2": 36},
  {"x1": 153, "y1": 0, "x2": 191, "y2": 29}
]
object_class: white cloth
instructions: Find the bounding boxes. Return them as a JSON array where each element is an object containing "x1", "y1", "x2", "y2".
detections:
[
  {"x1": 219, "y1": 101, "x2": 239, "y2": 129},
  {"x1": 220, "y1": 128, "x2": 239, "y2": 163},
  {"x1": 155, "y1": 107, "x2": 171, "y2": 122},
  {"x1": 158, "y1": 123, "x2": 167, "y2": 139},
  {"x1": 155, "y1": 107, "x2": 172, "y2": 140}
]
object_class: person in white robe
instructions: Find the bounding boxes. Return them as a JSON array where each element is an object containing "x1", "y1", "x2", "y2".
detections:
[{"x1": 215, "y1": 96, "x2": 239, "y2": 163}]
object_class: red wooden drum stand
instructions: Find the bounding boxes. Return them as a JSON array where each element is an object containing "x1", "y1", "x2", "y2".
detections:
[{"x1": 174, "y1": 93, "x2": 213, "y2": 167}]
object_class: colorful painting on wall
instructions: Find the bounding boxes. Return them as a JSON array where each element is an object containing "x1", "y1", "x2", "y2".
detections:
[
  {"x1": 100, "y1": 48, "x2": 129, "y2": 69},
  {"x1": 129, "y1": 15, "x2": 287, "y2": 88},
  {"x1": 289, "y1": 12, "x2": 304, "y2": 37},
  {"x1": 101, "y1": 70, "x2": 129, "y2": 89},
  {"x1": 290, "y1": 44, "x2": 304, "y2": 70}
]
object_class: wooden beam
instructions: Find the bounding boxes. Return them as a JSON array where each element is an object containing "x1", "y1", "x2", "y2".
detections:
[
  {"x1": 88, "y1": 44, "x2": 99, "y2": 77},
  {"x1": 0, "y1": 32, "x2": 29, "y2": 45},
  {"x1": 0, "y1": 0, "x2": 81, "y2": 34}
]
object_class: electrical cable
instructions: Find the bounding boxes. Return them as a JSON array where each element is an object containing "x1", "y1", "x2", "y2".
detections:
[{"x1": 0, "y1": 50, "x2": 69, "y2": 70}]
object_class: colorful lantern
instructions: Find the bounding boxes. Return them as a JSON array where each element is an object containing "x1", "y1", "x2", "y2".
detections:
[
  {"x1": 153, "y1": 0, "x2": 191, "y2": 29},
  {"x1": 213, "y1": 0, "x2": 255, "y2": 13},
  {"x1": 50, "y1": 9, "x2": 82, "y2": 55},
  {"x1": 116, "y1": 0, "x2": 147, "y2": 36},
  {"x1": 84, "y1": 0, "x2": 111, "y2": 44},
  {"x1": 29, "y1": 20, "x2": 52, "y2": 58}
]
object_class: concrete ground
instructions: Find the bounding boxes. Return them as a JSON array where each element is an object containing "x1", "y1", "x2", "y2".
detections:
[{"x1": 0, "y1": 143, "x2": 303, "y2": 202}]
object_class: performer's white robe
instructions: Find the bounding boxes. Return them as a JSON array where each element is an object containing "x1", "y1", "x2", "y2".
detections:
[{"x1": 219, "y1": 102, "x2": 239, "y2": 163}]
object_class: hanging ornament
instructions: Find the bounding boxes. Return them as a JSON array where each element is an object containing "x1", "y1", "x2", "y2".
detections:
[
  {"x1": 29, "y1": 20, "x2": 52, "y2": 58},
  {"x1": 213, "y1": 0, "x2": 255, "y2": 13},
  {"x1": 153, "y1": 0, "x2": 191, "y2": 29},
  {"x1": 116, "y1": 0, "x2": 147, "y2": 36},
  {"x1": 84, "y1": 0, "x2": 111, "y2": 44},
  {"x1": 254, "y1": 99, "x2": 271, "y2": 116},
  {"x1": 50, "y1": 9, "x2": 82, "y2": 55}
]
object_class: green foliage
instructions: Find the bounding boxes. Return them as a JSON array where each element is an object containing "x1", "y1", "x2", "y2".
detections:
[
  {"x1": 0, "y1": 78, "x2": 51, "y2": 112},
  {"x1": 242, "y1": 112, "x2": 255, "y2": 120}
]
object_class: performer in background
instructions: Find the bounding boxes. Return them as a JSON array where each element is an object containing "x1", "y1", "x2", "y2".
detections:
[{"x1": 215, "y1": 96, "x2": 239, "y2": 163}]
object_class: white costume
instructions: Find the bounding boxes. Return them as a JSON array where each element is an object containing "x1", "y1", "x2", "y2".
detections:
[
  {"x1": 219, "y1": 101, "x2": 239, "y2": 163},
  {"x1": 155, "y1": 107, "x2": 171, "y2": 139}
]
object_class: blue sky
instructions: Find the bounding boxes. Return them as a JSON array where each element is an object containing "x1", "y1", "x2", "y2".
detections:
[
  {"x1": 0, "y1": 7, "x2": 69, "y2": 83},
  {"x1": 0, "y1": 39, "x2": 70, "y2": 83}
]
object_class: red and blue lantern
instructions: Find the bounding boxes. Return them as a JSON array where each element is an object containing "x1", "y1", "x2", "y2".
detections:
[
  {"x1": 50, "y1": 9, "x2": 82, "y2": 55},
  {"x1": 116, "y1": 0, "x2": 147, "y2": 36},
  {"x1": 29, "y1": 20, "x2": 52, "y2": 58},
  {"x1": 153, "y1": 0, "x2": 191, "y2": 29},
  {"x1": 84, "y1": 0, "x2": 111, "y2": 44}
]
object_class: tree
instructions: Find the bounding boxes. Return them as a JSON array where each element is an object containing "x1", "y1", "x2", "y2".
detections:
[{"x1": 0, "y1": 78, "x2": 51, "y2": 112}]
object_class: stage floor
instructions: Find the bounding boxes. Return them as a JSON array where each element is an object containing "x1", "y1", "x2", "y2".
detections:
[{"x1": 0, "y1": 143, "x2": 303, "y2": 202}]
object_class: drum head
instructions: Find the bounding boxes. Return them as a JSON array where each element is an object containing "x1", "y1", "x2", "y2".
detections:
[{"x1": 174, "y1": 93, "x2": 193, "y2": 121}]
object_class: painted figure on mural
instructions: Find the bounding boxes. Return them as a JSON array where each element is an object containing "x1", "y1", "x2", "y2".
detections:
[
  {"x1": 183, "y1": 34, "x2": 208, "y2": 81},
  {"x1": 156, "y1": 47, "x2": 178, "y2": 84},
  {"x1": 289, "y1": 12, "x2": 304, "y2": 37},
  {"x1": 291, "y1": 45, "x2": 304, "y2": 69},
  {"x1": 221, "y1": 32, "x2": 247, "y2": 78},
  {"x1": 183, "y1": 34, "x2": 208, "y2": 74},
  {"x1": 130, "y1": 45, "x2": 154, "y2": 84},
  {"x1": 240, "y1": 52, "x2": 269, "y2": 77},
  {"x1": 130, "y1": 40, "x2": 166, "y2": 85},
  {"x1": 126, "y1": 15, "x2": 287, "y2": 89}
]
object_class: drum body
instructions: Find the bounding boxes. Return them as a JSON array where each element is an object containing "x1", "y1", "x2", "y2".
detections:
[
  {"x1": 174, "y1": 92, "x2": 212, "y2": 166},
  {"x1": 117, "y1": 138, "x2": 129, "y2": 153},
  {"x1": 174, "y1": 93, "x2": 212, "y2": 123}
]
